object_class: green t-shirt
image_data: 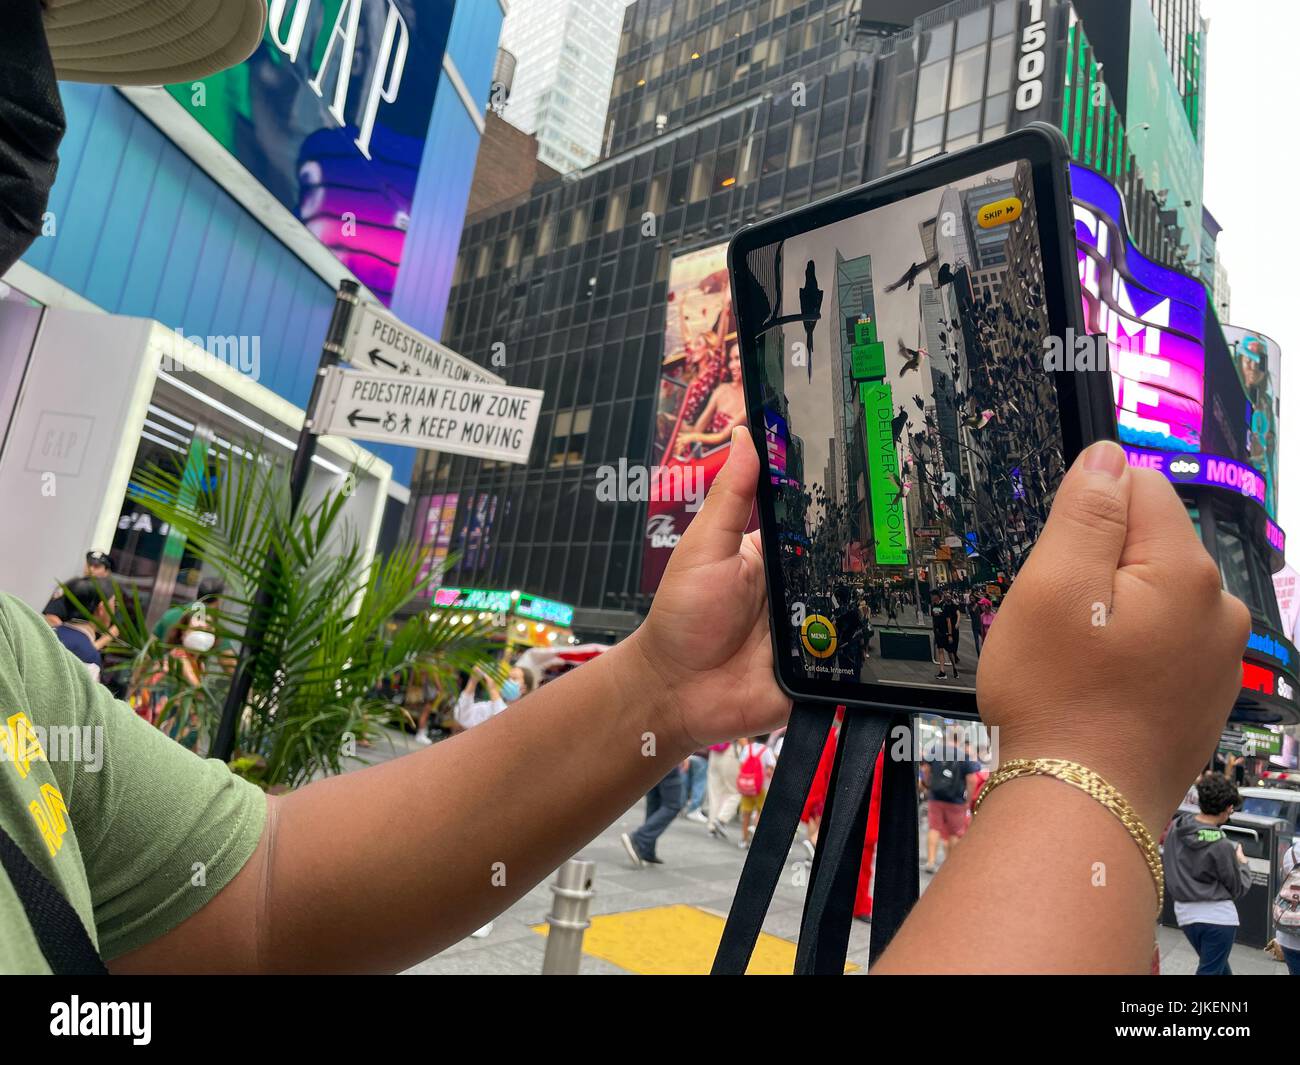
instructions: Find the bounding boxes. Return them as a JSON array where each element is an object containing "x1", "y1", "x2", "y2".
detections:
[{"x1": 0, "y1": 594, "x2": 266, "y2": 973}]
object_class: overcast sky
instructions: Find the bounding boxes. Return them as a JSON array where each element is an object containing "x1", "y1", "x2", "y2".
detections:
[{"x1": 1199, "y1": 0, "x2": 1296, "y2": 547}]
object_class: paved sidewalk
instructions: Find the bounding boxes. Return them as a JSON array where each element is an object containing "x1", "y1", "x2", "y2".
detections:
[{"x1": 347, "y1": 727, "x2": 1292, "y2": 975}]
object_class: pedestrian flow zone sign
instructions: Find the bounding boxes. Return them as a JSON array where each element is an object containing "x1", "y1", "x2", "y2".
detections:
[
  {"x1": 344, "y1": 302, "x2": 505, "y2": 385},
  {"x1": 315, "y1": 368, "x2": 543, "y2": 465}
]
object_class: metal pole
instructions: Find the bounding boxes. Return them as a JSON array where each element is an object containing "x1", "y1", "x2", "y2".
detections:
[
  {"x1": 209, "y1": 280, "x2": 360, "y2": 762},
  {"x1": 541, "y1": 858, "x2": 595, "y2": 975}
]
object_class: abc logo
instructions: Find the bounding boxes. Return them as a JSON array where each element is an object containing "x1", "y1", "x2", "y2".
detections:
[{"x1": 1168, "y1": 457, "x2": 1200, "y2": 478}]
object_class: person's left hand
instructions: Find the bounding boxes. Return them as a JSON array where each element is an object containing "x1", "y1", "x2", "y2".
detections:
[{"x1": 630, "y1": 425, "x2": 792, "y2": 747}]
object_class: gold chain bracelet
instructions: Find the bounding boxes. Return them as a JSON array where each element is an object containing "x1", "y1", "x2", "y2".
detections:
[{"x1": 974, "y1": 758, "x2": 1164, "y2": 912}]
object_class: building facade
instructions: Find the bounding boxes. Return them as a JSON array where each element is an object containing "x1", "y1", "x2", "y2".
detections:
[
  {"x1": 500, "y1": 0, "x2": 632, "y2": 173},
  {"x1": 0, "y1": 1, "x2": 505, "y2": 619},
  {"x1": 415, "y1": 0, "x2": 1295, "y2": 724}
]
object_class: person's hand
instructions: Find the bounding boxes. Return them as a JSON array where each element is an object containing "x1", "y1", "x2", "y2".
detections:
[
  {"x1": 1235, "y1": 843, "x2": 1247, "y2": 864},
  {"x1": 976, "y1": 440, "x2": 1250, "y2": 832},
  {"x1": 630, "y1": 425, "x2": 792, "y2": 747}
]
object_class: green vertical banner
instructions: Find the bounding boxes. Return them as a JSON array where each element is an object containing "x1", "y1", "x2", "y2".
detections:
[
  {"x1": 159, "y1": 436, "x2": 209, "y2": 564},
  {"x1": 861, "y1": 381, "x2": 909, "y2": 565}
]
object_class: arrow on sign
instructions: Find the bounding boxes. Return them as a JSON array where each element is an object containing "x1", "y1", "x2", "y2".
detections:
[
  {"x1": 368, "y1": 348, "x2": 398, "y2": 372},
  {"x1": 347, "y1": 409, "x2": 381, "y2": 428}
]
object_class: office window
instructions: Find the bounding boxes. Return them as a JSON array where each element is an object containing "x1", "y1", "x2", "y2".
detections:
[
  {"x1": 950, "y1": 46, "x2": 987, "y2": 109},
  {"x1": 947, "y1": 102, "x2": 981, "y2": 141},
  {"x1": 987, "y1": 34, "x2": 1014, "y2": 95},
  {"x1": 762, "y1": 123, "x2": 789, "y2": 173},
  {"x1": 956, "y1": 9, "x2": 988, "y2": 51},
  {"x1": 790, "y1": 112, "x2": 817, "y2": 166},
  {"x1": 915, "y1": 61, "x2": 950, "y2": 120}
]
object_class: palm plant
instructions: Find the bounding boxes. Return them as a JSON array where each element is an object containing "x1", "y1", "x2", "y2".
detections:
[{"x1": 115, "y1": 439, "x2": 500, "y2": 789}]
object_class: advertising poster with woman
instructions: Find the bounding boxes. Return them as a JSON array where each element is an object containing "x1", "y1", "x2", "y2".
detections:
[
  {"x1": 1222, "y1": 325, "x2": 1282, "y2": 517},
  {"x1": 640, "y1": 244, "x2": 755, "y2": 593}
]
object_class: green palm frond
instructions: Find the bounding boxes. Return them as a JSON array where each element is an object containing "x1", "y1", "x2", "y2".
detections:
[{"x1": 115, "y1": 440, "x2": 502, "y2": 788}]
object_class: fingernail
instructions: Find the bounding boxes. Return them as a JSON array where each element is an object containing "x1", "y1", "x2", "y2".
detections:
[{"x1": 1082, "y1": 441, "x2": 1127, "y2": 479}]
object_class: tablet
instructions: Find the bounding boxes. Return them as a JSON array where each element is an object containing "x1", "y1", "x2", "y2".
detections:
[{"x1": 729, "y1": 123, "x2": 1115, "y2": 718}]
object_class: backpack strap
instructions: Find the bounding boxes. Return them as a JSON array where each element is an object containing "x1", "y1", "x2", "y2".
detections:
[{"x1": 0, "y1": 822, "x2": 107, "y2": 975}]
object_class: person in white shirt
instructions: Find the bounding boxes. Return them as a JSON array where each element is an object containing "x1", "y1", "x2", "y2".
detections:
[{"x1": 454, "y1": 665, "x2": 534, "y2": 731}]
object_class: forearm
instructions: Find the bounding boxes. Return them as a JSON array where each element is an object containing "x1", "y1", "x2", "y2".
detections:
[
  {"x1": 251, "y1": 633, "x2": 686, "y2": 972},
  {"x1": 874, "y1": 776, "x2": 1158, "y2": 974}
]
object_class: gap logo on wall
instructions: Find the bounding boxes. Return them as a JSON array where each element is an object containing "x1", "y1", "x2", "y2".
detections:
[{"x1": 166, "y1": 0, "x2": 457, "y2": 304}]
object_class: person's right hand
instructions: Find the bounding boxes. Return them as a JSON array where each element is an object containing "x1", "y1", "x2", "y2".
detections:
[
  {"x1": 1236, "y1": 843, "x2": 1247, "y2": 864},
  {"x1": 976, "y1": 440, "x2": 1250, "y2": 832}
]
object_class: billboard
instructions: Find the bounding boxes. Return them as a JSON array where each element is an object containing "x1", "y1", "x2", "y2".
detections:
[
  {"x1": 1071, "y1": 165, "x2": 1206, "y2": 452},
  {"x1": 860, "y1": 381, "x2": 908, "y2": 566},
  {"x1": 417, "y1": 492, "x2": 458, "y2": 586},
  {"x1": 1123, "y1": 447, "x2": 1268, "y2": 510},
  {"x1": 1222, "y1": 326, "x2": 1282, "y2": 517},
  {"x1": 640, "y1": 243, "x2": 752, "y2": 592},
  {"x1": 166, "y1": 1, "x2": 457, "y2": 305}
]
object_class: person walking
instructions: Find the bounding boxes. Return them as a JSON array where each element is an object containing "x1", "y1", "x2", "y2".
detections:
[
  {"x1": 736, "y1": 735, "x2": 777, "y2": 850},
  {"x1": 621, "y1": 765, "x2": 686, "y2": 867},
  {"x1": 705, "y1": 741, "x2": 740, "y2": 839},
  {"x1": 680, "y1": 749, "x2": 709, "y2": 823},
  {"x1": 1272, "y1": 838, "x2": 1300, "y2": 974},
  {"x1": 922, "y1": 751, "x2": 980, "y2": 872},
  {"x1": 931, "y1": 593, "x2": 960, "y2": 680},
  {"x1": 1162, "y1": 773, "x2": 1252, "y2": 975},
  {"x1": 967, "y1": 590, "x2": 985, "y2": 653}
]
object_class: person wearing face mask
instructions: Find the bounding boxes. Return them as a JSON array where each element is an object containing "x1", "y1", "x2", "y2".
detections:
[
  {"x1": 130, "y1": 607, "x2": 215, "y2": 747},
  {"x1": 454, "y1": 663, "x2": 536, "y2": 729}
]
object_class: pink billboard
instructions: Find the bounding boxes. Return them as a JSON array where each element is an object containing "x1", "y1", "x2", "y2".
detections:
[{"x1": 1071, "y1": 165, "x2": 1207, "y2": 453}]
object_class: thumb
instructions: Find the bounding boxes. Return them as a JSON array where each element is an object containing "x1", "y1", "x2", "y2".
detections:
[
  {"x1": 1023, "y1": 441, "x2": 1132, "y2": 592},
  {"x1": 675, "y1": 425, "x2": 758, "y2": 564}
]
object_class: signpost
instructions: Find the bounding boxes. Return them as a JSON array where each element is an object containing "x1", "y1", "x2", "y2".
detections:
[
  {"x1": 212, "y1": 281, "x2": 535, "y2": 762},
  {"x1": 346, "y1": 302, "x2": 505, "y2": 385},
  {"x1": 314, "y1": 368, "x2": 542, "y2": 465}
]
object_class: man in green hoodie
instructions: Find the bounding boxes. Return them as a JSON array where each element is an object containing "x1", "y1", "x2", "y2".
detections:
[{"x1": 1162, "y1": 772, "x2": 1254, "y2": 974}]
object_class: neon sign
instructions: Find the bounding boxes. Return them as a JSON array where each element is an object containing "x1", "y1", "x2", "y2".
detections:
[
  {"x1": 1123, "y1": 447, "x2": 1267, "y2": 507},
  {"x1": 1071, "y1": 165, "x2": 1207, "y2": 453}
]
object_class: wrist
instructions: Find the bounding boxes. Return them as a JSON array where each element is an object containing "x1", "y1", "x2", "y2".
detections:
[
  {"x1": 994, "y1": 735, "x2": 1173, "y2": 835},
  {"x1": 616, "y1": 630, "x2": 696, "y2": 761}
]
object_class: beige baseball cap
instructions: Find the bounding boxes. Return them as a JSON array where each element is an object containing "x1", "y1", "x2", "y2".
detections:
[{"x1": 43, "y1": 0, "x2": 268, "y2": 85}]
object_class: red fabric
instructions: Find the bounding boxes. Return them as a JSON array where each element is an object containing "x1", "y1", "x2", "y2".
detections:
[
  {"x1": 855, "y1": 749, "x2": 885, "y2": 917},
  {"x1": 802, "y1": 726, "x2": 838, "y2": 823}
]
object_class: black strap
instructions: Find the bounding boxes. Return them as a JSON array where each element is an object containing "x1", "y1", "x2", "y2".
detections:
[
  {"x1": 868, "y1": 717, "x2": 920, "y2": 964},
  {"x1": 711, "y1": 700, "x2": 835, "y2": 974},
  {"x1": 794, "y1": 711, "x2": 890, "y2": 974},
  {"x1": 0, "y1": 822, "x2": 107, "y2": 975},
  {"x1": 712, "y1": 706, "x2": 919, "y2": 975}
]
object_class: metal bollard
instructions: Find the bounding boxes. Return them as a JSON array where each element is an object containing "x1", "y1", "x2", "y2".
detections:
[{"x1": 542, "y1": 858, "x2": 596, "y2": 975}]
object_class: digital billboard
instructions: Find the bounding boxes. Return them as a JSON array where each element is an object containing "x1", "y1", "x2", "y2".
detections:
[
  {"x1": 1123, "y1": 448, "x2": 1268, "y2": 509},
  {"x1": 417, "y1": 491, "x2": 458, "y2": 587},
  {"x1": 1071, "y1": 164, "x2": 1206, "y2": 452},
  {"x1": 1222, "y1": 325, "x2": 1282, "y2": 517},
  {"x1": 640, "y1": 243, "x2": 753, "y2": 593},
  {"x1": 166, "y1": 1, "x2": 457, "y2": 305}
]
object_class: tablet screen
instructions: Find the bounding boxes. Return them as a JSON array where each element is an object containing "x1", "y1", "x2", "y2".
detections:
[{"x1": 737, "y1": 158, "x2": 1066, "y2": 694}]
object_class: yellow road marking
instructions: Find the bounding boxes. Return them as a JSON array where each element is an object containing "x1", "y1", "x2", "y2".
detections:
[{"x1": 533, "y1": 903, "x2": 860, "y2": 975}]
